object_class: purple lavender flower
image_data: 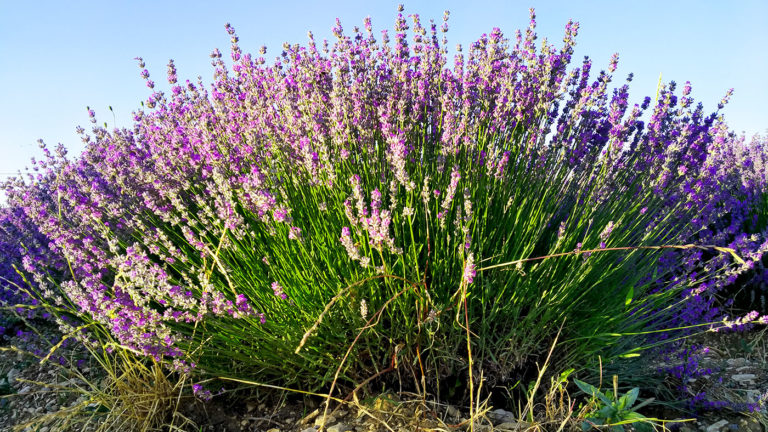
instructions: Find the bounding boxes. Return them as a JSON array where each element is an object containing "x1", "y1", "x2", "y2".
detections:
[
  {"x1": 463, "y1": 253, "x2": 476, "y2": 285},
  {"x1": 271, "y1": 282, "x2": 287, "y2": 300}
]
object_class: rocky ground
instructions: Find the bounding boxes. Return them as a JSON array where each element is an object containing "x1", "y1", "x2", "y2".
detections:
[{"x1": 1, "y1": 327, "x2": 766, "y2": 432}]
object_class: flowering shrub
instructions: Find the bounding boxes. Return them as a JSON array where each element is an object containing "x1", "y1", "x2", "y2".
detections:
[
  {"x1": 0, "y1": 203, "x2": 62, "y2": 332},
  {"x1": 712, "y1": 133, "x2": 768, "y2": 310},
  {"x1": 1, "y1": 7, "x2": 766, "y2": 397}
]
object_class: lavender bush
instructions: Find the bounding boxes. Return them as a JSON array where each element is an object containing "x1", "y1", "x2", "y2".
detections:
[
  {"x1": 0, "y1": 202, "x2": 65, "y2": 334},
  {"x1": 2, "y1": 7, "x2": 766, "y2": 400}
]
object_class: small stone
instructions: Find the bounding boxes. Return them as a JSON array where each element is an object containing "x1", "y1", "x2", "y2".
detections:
[
  {"x1": 301, "y1": 427, "x2": 318, "y2": 432},
  {"x1": 488, "y1": 408, "x2": 516, "y2": 424},
  {"x1": 246, "y1": 401, "x2": 257, "y2": 412},
  {"x1": 315, "y1": 415, "x2": 337, "y2": 427},
  {"x1": 706, "y1": 419, "x2": 729, "y2": 432},
  {"x1": 445, "y1": 405, "x2": 460, "y2": 419},
  {"x1": 336, "y1": 409, "x2": 348, "y2": 418},
  {"x1": 746, "y1": 389, "x2": 761, "y2": 403},
  {"x1": 38, "y1": 427, "x2": 49, "y2": 432},
  {"x1": 496, "y1": 421, "x2": 525, "y2": 431},
  {"x1": 240, "y1": 419, "x2": 250, "y2": 426},
  {"x1": 327, "y1": 423, "x2": 352, "y2": 432},
  {"x1": 731, "y1": 373, "x2": 756, "y2": 383},
  {"x1": 6, "y1": 368, "x2": 19, "y2": 383},
  {"x1": 266, "y1": 429, "x2": 280, "y2": 432}
]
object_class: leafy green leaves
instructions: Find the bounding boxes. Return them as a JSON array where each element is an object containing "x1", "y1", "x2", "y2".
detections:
[{"x1": 575, "y1": 376, "x2": 653, "y2": 432}]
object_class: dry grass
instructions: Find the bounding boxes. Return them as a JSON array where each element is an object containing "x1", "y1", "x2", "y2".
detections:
[{"x1": 3, "y1": 342, "x2": 196, "y2": 432}]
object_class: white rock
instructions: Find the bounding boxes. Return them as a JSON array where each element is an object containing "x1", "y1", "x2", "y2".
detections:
[
  {"x1": 746, "y1": 389, "x2": 761, "y2": 403},
  {"x1": 6, "y1": 368, "x2": 19, "y2": 383},
  {"x1": 327, "y1": 423, "x2": 352, "y2": 432},
  {"x1": 488, "y1": 408, "x2": 516, "y2": 424},
  {"x1": 706, "y1": 419, "x2": 729, "y2": 432},
  {"x1": 445, "y1": 405, "x2": 460, "y2": 418},
  {"x1": 315, "y1": 415, "x2": 336, "y2": 426},
  {"x1": 731, "y1": 373, "x2": 756, "y2": 383},
  {"x1": 496, "y1": 421, "x2": 526, "y2": 431},
  {"x1": 726, "y1": 358, "x2": 747, "y2": 368}
]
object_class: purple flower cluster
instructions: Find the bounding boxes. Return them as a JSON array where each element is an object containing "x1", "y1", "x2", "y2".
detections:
[{"x1": 0, "y1": 7, "x2": 764, "y2": 398}]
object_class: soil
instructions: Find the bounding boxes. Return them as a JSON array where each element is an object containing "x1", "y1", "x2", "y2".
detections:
[{"x1": 0, "y1": 325, "x2": 765, "y2": 432}]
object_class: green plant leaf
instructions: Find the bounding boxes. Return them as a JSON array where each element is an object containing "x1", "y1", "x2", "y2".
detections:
[
  {"x1": 576, "y1": 378, "x2": 614, "y2": 407},
  {"x1": 596, "y1": 391, "x2": 614, "y2": 407},
  {"x1": 617, "y1": 393, "x2": 629, "y2": 411},
  {"x1": 634, "y1": 421, "x2": 654, "y2": 432},
  {"x1": 559, "y1": 368, "x2": 575, "y2": 383},
  {"x1": 624, "y1": 286, "x2": 633, "y2": 306},
  {"x1": 619, "y1": 352, "x2": 641, "y2": 358},
  {"x1": 598, "y1": 404, "x2": 617, "y2": 419},
  {"x1": 574, "y1": 379, "x2": 599, "y2": 396},
  {"x1": 624, "y1": 387, "x2": 639, "y2": 408},
  {"x1": 621, "y1": 411, "x2": 648, "y2": 421}
]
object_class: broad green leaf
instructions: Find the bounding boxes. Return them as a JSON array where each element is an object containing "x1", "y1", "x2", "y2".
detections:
[
  {"x1": 574, "y1": 379, "x2": 599, "y2": 396},
  {"x1": 598, "y1": 405, "x2": 617, "y2": 418},
  {"x1": 624, "y1": 387, "x2": 640, "y2": 408}
]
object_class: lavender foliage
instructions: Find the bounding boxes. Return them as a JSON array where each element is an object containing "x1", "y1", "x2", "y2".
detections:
[{"x1": 0, "y1": 8, "x2": 766, "y2": 397}]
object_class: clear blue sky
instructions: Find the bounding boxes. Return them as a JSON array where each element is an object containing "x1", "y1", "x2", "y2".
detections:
[{"x1": 1, "y1": 0, "x2": 766, "y2": 185}]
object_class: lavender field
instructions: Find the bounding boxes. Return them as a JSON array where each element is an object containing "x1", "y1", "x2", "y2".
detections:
[{"x1": 1, "y1": 7, "x2": 767, "y2": 431}]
